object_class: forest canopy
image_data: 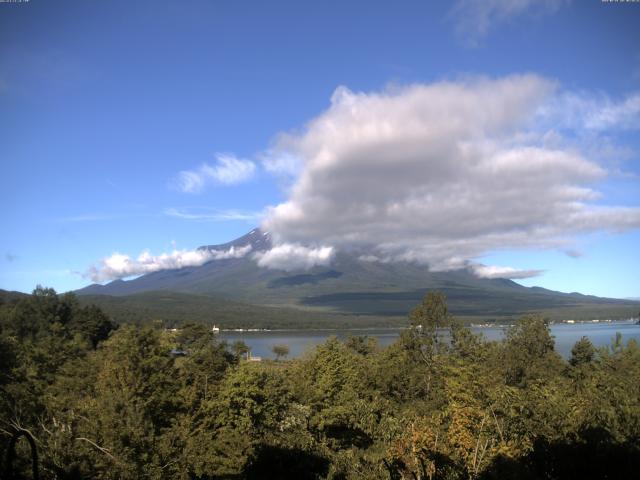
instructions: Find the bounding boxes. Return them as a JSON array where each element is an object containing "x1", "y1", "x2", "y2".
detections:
[{"x1": 1, "y1": 288, "x2": 639, "y2": 479}]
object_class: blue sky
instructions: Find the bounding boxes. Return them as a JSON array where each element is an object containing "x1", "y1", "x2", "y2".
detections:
[{"x1": 1, "y1": 0, "x2": 639, "y2": 298}]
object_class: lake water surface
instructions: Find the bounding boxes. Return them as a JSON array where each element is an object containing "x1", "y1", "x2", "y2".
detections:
[{"x1": 219, "y1": 320, "x2": 640, "y2": 360}]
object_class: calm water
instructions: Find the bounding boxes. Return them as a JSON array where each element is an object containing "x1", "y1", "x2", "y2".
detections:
[{"x1": 219, "y1": 320, "x2": 640, "y2": 360}]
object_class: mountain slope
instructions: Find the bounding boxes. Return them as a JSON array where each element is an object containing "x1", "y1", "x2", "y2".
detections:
[
  {"x1": 77, "y1": 291, "x2": 399, "y2": 329},
  {"x1": 76, "y1": 229, "x2": 640, "y2": 321}
]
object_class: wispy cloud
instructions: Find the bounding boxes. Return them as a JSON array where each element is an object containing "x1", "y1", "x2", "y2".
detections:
[
  {"x1": 164, "y1": 207, "x2": 263, "y2": 222},
  {"x1": 471, "y1": 263, "x2": 544, "y2": 279},
  {"x1": 85, "y1": 244, "x2": 252, "y2": 282},
  {"x1": 451, "y1": 0, "x2": 568, "y2": 46},
  {"x1": 260, "y1": 150, "x2": 304, "y2": 177},
  {"x1": 538, "y1": 91, "x2": 640, "y2": 132},
  {"x1": 174, "y1": 153, "x2": 256, "y2": 193},
  {"x1": 563, "y1": 249, "x2": 583, "y2": 259}
]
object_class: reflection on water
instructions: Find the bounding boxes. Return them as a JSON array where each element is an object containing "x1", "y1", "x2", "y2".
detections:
[{"x1": 218, "y1": 320, "x2": 640, "y2": 360}]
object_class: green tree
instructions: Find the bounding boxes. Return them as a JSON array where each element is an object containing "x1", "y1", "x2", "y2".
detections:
[
  {"x1": 175, "y1": 321, "x2": 212, "y2": 350},
  {"x1": 409, "y1": 291, "x2": 452, "y2": 330},
  {"x1": 406, "y1": 291, "x2": 454, "y2": 361},
  {"x1": 345, "y1": 335, "x2": 377, "y2": 356},
  {"x1": 213, "y1": 363, "x2": 291, "y2": 435},
  {"x1": 231, "y1": 340, "x2": 250, "y2": 360},
  {"x1": 79, "y1": 326, "x2": 181, "y2": 478},
  {"x1": 293, "y1": 337, "x2": 385, "y2": 454},
  {"x1": 69, "y1": 303, "x2": 117, "y2": 347},
  {"x1": 569, "y1": 336, "x2": 596, "y2": 367},
  {"x1": 272, "y1": 343, "x2": 290, "y2": 361},
  {"x1": 384, "y1": 292, "x2": 453, "y2": 405},
  {"x1": 502, "y1": 314, "x2": 561, "y2": 387}
]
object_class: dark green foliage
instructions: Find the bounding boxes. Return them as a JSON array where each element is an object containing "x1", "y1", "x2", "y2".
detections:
[
  {"x1": 230, "y1": 340, "x2": 250, "y2": 360},
  {"x1": 244, "y1": 445, "x2": 329, "y2": 480},
  {"x1": 344, "y1": 335, "x2": 377, "y2": 356},
  {"x1": 2, "y1": 289, "x2": 640, "y2": 479},
  {"x1": 69, "y1": 304, "x2": 116, "y2": 348},
  {"x1": 569, "y1": 336, "x2": 596, "y2": 367},
  {"x1": 502, "y1": 314, "x2": 562, "y2": 387}
]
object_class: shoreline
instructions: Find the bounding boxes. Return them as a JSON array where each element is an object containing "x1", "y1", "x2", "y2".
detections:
[{"x1": 217, "y1": 318, "x2": 640, "y2": 334}]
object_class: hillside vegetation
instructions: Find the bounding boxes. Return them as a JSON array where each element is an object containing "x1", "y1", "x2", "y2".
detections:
[
  {"x1": 75, "y1": 289, "x2": 639, "y2": 329},
  {"x1": 1, "y1": 287, "x2": 639, "y2": 479},
  {"x1": 78, "y1": 291, "x2": 406, "y2": 330}
]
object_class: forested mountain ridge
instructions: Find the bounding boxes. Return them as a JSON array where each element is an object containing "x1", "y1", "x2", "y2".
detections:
[
  {"x1": 75, "y1": 290, "x2": 400, "y2": 330},
  {"x1": 75, "y1": 229, "x2": 639, "y2": 322}
]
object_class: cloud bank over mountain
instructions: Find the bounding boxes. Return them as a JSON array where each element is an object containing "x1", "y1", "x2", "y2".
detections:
[
  {"x1": 258, "y1": 75, "x2": 640, "y2": 275},
  {"x1": 87, "y1": 75, "x2": 640, "y2": 281},
  {"x1": 86, "y1": 245, "x2": 252, "y2": 282},
  {"x1": 471, "y1": 264, "x2": 544, "y2": 280},
  {"x1": 253, "y1": 243, "x2": 334, "y2": 271}
]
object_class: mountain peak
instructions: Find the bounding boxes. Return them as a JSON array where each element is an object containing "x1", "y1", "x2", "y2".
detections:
[
  {"x1": 74, "y1": 228, "x2": 639, "y2": 322},
  {"x1": 198, "y1": 228, "x2": 272, "y2": 253}
]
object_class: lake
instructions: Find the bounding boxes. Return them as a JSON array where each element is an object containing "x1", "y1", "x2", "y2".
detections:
[{"x1": 218, "y1": 320, "x2": 640, "y2": 360}]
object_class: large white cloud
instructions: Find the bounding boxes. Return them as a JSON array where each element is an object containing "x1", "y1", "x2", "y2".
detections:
[
  {"x1": 259, "y1": 75, "x2": 640, "y2": 275},
  {"x1": 86, "y1": 245, "x2": 252, "y2": 282},
  {"x1": 175, "y1": 153, "x2": 256, "y2": 193}
]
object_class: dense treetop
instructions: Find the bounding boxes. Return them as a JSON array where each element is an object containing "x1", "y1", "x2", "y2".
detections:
[{"x1": 1, "y1": 289, "x2": 639, "y2": 479}]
